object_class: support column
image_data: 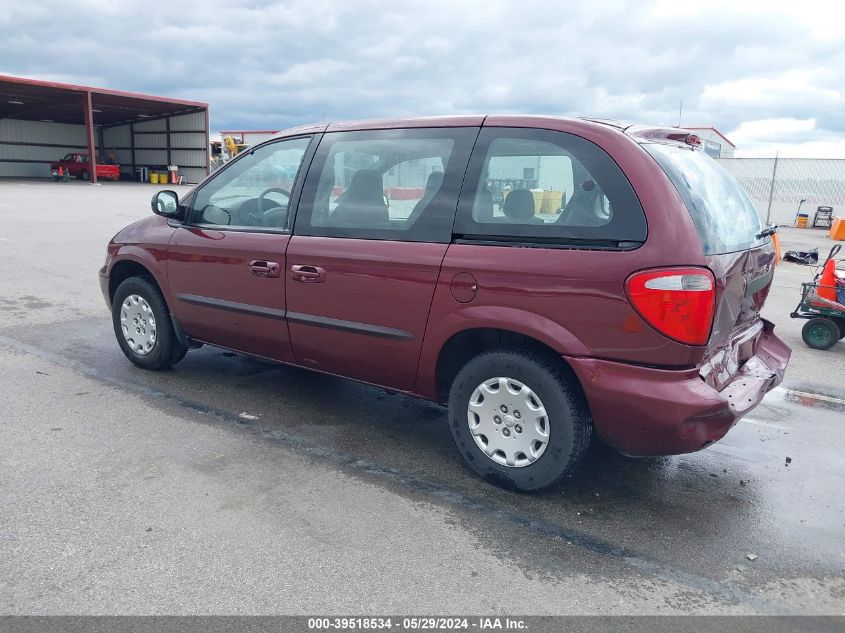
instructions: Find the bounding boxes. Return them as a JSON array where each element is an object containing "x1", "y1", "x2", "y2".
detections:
[
  {"x1": 165, "y1": 116, "x2": 172, "y2": 167},
  {"x1": 130, "y1": 123, "x2": 136, "y2": 180},
  {"x1": 83, "y1": 91, "x2": 98, "y2": 184},
  {"x1": 204, "y1": 108, "x2": 211, "y2": 176}
]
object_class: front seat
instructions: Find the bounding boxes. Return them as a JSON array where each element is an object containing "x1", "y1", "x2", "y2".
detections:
[
  {"x1": 474, "y1": 168, "x2": 494, "y2": 221},
  {"x1": 329, "y1": 169, "x2": 388, "y2": 227},
  {"x1": 405, "y1": 171, "x2": 444, "y2": 227},
  {"x1": 312, "y1": 162, "x2": 336, "y2": 226},
  {"x1": 558, "y1": 179, "x2": 608, "y2": 227},
  {"x1": 502, "y1": 189, "x2": 541, "y2": 224}
]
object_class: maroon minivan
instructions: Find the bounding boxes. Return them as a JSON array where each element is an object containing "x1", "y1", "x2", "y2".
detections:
[{"x1": 100, "y1": 116, "x2": 790, "y2": 490}]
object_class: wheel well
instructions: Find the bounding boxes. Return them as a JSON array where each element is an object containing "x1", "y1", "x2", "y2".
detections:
[
  {"x1": 434, "y1": 328, "x2": 581, "y2": 403},
  {"x1": 108, "y1": 260, "x2": 158, "y2": 303}
]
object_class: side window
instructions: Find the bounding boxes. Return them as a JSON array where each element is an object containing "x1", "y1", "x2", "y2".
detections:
[
  {"x1": 295, "y1": 127, "x2": 477, "y2": 242},
  {"x1": 455, "y1": 128, "x2": 647, "y2": 245},
  {"x1": 191, "y1": 136, "x2": 311, "y2": 231}
]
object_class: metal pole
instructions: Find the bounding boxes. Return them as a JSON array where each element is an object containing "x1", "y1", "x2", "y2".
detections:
[
  {"x1": 83, "y1": 91, "x2": 98, "y2": 184},
  {"x1": 165, "y1": 116, "x2": 172, "y2": 168},
  {"x1": 765, "y1": 151, "x2": 779, "y2": 225},
  {"x1": 129, "y1": 123, "x2": 136, "y2": 180},
  {"x1": 204, "y1": 108, "x2": 211, "y2": 177}
]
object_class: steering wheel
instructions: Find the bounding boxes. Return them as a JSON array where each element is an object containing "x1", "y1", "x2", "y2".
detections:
[{"x1": 257, "y1": 187, "x2": 291, "y2": 213}]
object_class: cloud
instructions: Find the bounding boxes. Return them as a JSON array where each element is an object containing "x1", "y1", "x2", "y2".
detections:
[
  {"x1": 726, "y1": 118, "x2": 845, "y2": 157},
  {"x1": 731, "y1": 118, "x2": 818, "y2": 143},
  {"x1": 0, "y1": 0, "x2": 843, "y2": 157}
]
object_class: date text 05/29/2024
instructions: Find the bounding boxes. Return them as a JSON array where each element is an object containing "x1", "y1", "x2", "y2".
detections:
[{"x1": 307, "y1": 617, "x2": 527, "y2": 630}]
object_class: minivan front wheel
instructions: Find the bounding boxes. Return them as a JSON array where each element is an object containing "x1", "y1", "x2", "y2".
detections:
[
  {"x1": 447, "y1": 349, "x2": 591, "y2": 491},
  {"x1": 112, "y1": 276, "x2": 187, "y2": 370}
]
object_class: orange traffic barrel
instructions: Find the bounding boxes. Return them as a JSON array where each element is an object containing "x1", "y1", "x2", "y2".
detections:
[{"x1": 829, "y1": 218, "x2": 845, "y2": 241}]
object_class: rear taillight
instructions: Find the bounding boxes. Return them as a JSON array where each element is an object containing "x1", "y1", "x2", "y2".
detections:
[{"x1": 625, "y1": 268, "x2": 716, "y2": 346}]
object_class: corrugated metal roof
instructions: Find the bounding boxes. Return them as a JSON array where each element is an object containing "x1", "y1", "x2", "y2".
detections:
[{"x1": 0, "y1": 73, "x2": 207, "y2": 127}]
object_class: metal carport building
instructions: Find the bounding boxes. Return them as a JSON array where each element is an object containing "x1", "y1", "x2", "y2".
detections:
[{"x1": 0, "y1": 74, "x2": 209, "y2": 183}]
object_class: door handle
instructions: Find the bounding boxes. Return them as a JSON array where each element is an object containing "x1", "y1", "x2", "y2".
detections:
[
  {"x1": 290, "y1": 264, "x2": 326, "y2": 283},
  {"x1": 249, "y1": 260, "x2": 281, "y2": 278}
]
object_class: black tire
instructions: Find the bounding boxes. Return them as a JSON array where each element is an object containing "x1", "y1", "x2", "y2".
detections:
[
  {"x1": 169, "y1": 345, "x2": 189, "y2": 365},
  {"x1": 832, "y1": 317, "x2": 845, "y2": 340},
  {"x1": 112, "y1": 276, "x2": 188, "y2": 369},
  {"x1": 80, "y1": 169, "x2": 89, "y2": 181},
  {"x1": 447, "y1": 348, "x2": 592, "y2": 491},
  {"x1": 802, "y1": 318, "x2": 839, "y2": 350}
]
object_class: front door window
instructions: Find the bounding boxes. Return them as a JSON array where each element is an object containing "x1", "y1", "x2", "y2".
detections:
[{"x1": 191, "y1": 136, "x2": 311, "y2": 230}]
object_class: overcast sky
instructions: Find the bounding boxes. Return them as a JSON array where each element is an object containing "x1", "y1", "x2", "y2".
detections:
[{"x1": 1, "y1": 0, "x2": 843, "y2": 157}]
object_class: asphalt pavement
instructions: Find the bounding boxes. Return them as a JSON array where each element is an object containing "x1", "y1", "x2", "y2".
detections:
[{"x1": 0, "y1": 180, "x2": 843, "y2": 615}]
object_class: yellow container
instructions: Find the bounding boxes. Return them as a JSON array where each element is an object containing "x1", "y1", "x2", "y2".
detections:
[
  {"x1": 150, "y1": 172, "x2": 159, "y2": 184},
  {"x1": 796, "y1": 216, "x2": 808, "y2": 228},
  {"x1": 542, "y1": 190, "x2": 564, "y2": 214},
  {"x1": 531, "y1": 191, "x2": 544, "y2": 215}
]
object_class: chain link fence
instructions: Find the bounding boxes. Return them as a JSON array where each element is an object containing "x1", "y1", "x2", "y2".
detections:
[{"x1": 716, "y1": 157, "x2": 845, "y2": 226}]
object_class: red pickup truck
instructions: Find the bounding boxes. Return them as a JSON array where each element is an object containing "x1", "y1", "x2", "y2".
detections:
[{"x1": 51, "y1": 153, "x2": 120, "y2": 181}]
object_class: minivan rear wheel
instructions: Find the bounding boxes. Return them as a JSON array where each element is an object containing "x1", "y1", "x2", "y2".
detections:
[
  {"x1": 112, "y1": 276, "x2": 188, "y2": 370},
  {"x1": 447, "y1": 349, "x2": 591, "y2": 491}
]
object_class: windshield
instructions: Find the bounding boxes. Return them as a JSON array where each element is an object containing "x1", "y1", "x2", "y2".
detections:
[{"x1": 645, "y1": 143, "x2": 765, "y2": 255}]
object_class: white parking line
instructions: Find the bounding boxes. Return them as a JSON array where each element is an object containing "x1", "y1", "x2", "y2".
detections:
[{"x1": 743, "y1": 418, "x2": 789, "y2": 431}]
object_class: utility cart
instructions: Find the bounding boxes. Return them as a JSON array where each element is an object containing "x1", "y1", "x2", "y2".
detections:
[{"x1": 791, "y1": 245, "x2": 845, "y2": 349}]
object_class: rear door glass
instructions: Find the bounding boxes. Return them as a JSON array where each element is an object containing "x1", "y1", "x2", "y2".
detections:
[
  {"x1": 454, "y1": 127, "x2": 647, "y2": 246},
  {"x1": 644, "y1": 143, "x2": 766, "y2": 255},
  {"x1": 295, "y1": 127, "x2": 477, "y2": 242}
]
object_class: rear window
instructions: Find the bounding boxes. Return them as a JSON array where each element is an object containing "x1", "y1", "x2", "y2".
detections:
[
  {"x1": 644, "y1": 143, "x2": 765, "y2": 255},
  {"x1": 454, "y1": 128, "x2": 647, "y2": 247}
]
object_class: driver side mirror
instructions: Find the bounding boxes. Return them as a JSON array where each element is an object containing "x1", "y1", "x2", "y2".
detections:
[{"x1": 151, "y1": 190, "x2": 182, "y2": 218}]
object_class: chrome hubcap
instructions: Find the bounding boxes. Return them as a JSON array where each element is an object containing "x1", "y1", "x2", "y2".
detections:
[
  {"x1": 120, "y1": 294, "x2": 157, "y2": 355},
  {"x1": 467, "y1": 377, "x2": 549, "y2": 467}
]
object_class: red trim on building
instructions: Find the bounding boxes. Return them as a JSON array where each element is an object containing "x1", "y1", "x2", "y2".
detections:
[
  {"x1": 219, "y1": 130, "x2": 281, "y2": 135},
  {"x1": 0, "y1": 73, "x2": 207, "y2": 108}
]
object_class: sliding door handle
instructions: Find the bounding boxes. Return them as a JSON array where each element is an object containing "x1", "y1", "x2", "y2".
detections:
[
  {"x1": 249, "y1": 260, "x2": 281, "y2": 278},
  {"x1": 290, "y1": 264, "x2": 326, "y2": 283}
]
